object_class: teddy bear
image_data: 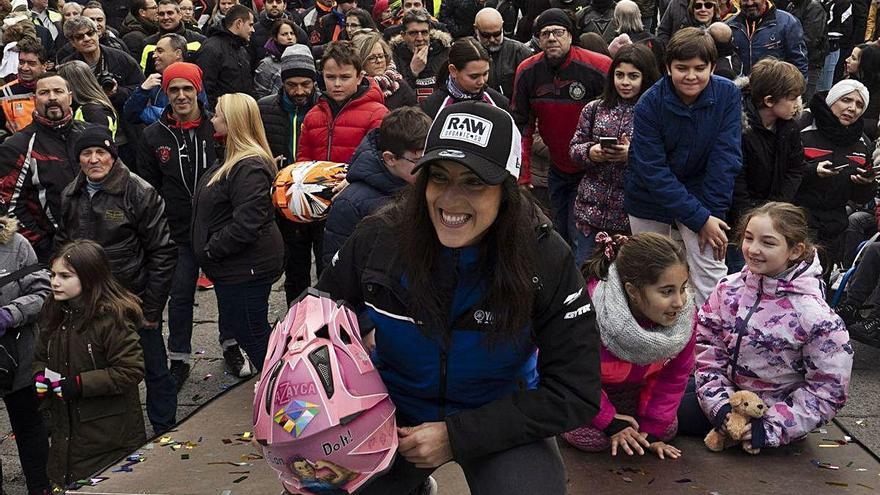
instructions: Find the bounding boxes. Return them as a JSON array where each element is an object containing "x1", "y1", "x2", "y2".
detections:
[{"x1": 704, "y1": 390, "x2": 767, "y2": 455}]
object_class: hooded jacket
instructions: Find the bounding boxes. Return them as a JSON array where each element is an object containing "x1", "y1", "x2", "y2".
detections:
[
  {"x1": 695, "y1": 255, "x2": 853, "y2": 448},
  {"x1": 315, "y1": 214, "x2": 602, "y2": 461},
  {"x1": 122, "y1": 83, "x2": 209, "y2": 126},
  {"x1": 296, "y1": 78, "x2": 388, "y2": 163},
  {"x1": 728, "y1": 4, "x2": 810, "y2": 78},
  {"x1": 137, "y1": 104, "x2": 217, "y2": 243},
  {"x1": 196, "y1": 22, "x2": 254, "y2": 108},
  {"x1": 0, "y1": 217, "x2": 50, "y2": 397},
  {"x1": 321, "y1": 128, "x2": 407, "y2": 265},
  {"x1": 624, "y1": 75, "x2": 743, "y2": 232},
  {"x1": 258, "y1": 88, "x2": 318, "y2": 164},
  {"x1": 390, "y1": 30, "x2": 452, "y2": 102},
  {"x1": 33, "y1": 303, "x2": 145, "y2": 485},
  {"x1": 57, "y1": 161, "x2": 177, "y2": 323},
  {"x1": 120, "y1": 12, "x2": 159, "y2": 57}
]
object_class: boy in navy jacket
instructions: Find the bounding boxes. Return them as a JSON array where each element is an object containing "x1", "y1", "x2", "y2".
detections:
[{"x1": 624, "y1": 27, "x2": 743, "y2": 306}]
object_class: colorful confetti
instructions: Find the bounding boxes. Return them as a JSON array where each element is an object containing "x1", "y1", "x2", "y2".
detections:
[{"x1": 232, "y1": 476, "x2": 248, "y2": 483}]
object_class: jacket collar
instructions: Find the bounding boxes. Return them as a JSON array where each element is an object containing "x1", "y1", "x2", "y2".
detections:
[
  {"x1": 69, "y1": 159, "x2": 130, "y2": 196},
  {"x1": 160, "y1": 101, "x2": 211, "y2": 129},
  {"x1": 740, "y1": 254, "x2": 824, "y2": 298},
  {"x1": 661, "y1": 74, "x2": 720, "y2": 114}
]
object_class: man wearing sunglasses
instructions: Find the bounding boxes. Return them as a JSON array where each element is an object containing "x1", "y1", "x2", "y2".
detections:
[
  {"x1": 727, "y1": 0, "x2": 808, "y2": 79},
  {"x1": 474, "y1": 7, "x2": 531, "y2": 97}
]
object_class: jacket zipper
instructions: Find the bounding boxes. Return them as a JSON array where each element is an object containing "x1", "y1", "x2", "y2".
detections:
[
  {"x1": 438, "y1": 249, "x2": 461, "y2": 419},
  {"x1": 324, "y1": 98, "x2": 356, "y2": 161},
  {"x1": 87, "y1": 343, "x2": 97, "y2": 370},
  {"x1": 730, "y1": 278, "x2": 764, "y2": 383}
]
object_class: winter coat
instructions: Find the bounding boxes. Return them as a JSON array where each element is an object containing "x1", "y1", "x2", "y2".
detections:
[
  {"x1": 57, "y1": 161, "x2": 177, "y2": 323},
  {"x1": 33, "y1": 304, "x2": 145, "y2": 485},
  {"x1": 196, "y1": 23, "x2": 254, "y2": 108},
  {"x1": 120, "y1": 13, "x2": 159, "y2": 64},
  {"x1": 315, "y1": 214, "x2": 602, "y2": 461},
  {"x1": 55, "y1": 32, "x2": 131, "y2": 64},
  {"x1": 321, "y1": 129, "x2": 407, "y2": 265},
  {"x1": 656, "y1": 0, "x2": 691, "y2": 44},
  {"x1": 0, "y1": 118, "x2": 88, "y2": 262},
  {"x1": 624, "y1": 75, "x2": 743, "y2": 232},
  {"x1": 511, "y1": 46, "x2": 610, "y2": 182},
  {"x1": 137, "y1": 104, "x2": 217, "y2": 243},
  {"x1": 570, "y1": 98, "x2": 635, "y2": 234},
  {"x1": 695, "y1": 255, "x2": 853, "y2": 448},
  {"x1": 380, "y1": 75, "x2": 418, "y2": 109},
  {"x1": 715, "y1": 41, "x2": 744, "y2": 80},
  {"x1": 438, "y1": 0, "x2": 482, "y2": 38},
  {"x1": 731, "y1": 92, "x2": 807, "y2": 223},
  {"x1": 297, "y1": 79, "x2": 388, "y2": 163},
  {"x1": 254, "y1": 52, "x2": 286, "y2": 100},
  {"x1": 793, "y1": 92, "x2": 876, "y2": 241},
  {"x1": 62, "y1": 46, "x2": 146, "y2": 112},
  {"x1": 781, "y1": 0, "x2": 829, "y2": 68},
  {"x1": 577, "y1": 3, "x2": 618, "y2": 42},
  {"x1": 847, "y1": 0, "x2": 869, "y2": 48},
  {"x1": 140, "y1": 23, "x2": 207, "y2": 74},
  {"x1": 824, "y1": 0, "x2": 854, "y2": 51},
  {"x1": 585, "y1": 278, "x2": 695, "y2": 440},
  {"x1": 122, "y1": 84, "x2": 209, "y2": 126},
  {"x1": 191, "y1": 157, "x2": 284, "y2": 284},
  {"x1": 0, "y1": 217, "x2": 49, "y2": 397},
  {"x1": 420, "y1": 81, "x2": 510, "y2": 119},
  {"x1": 390, "y1": 30, "x2": 452, "y2": 102},
  {"x1": 487, "y1": 37, "x2": 533, "y2": 97},
  {"x1": 258, "y1": 89, "x2": 317, "y2": 164},
  {"x1": 728, "y1": 5, "x2": 809, "y2": 78}
]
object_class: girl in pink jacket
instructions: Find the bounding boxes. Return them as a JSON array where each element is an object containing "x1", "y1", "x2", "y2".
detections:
[
  {"x1": 696, "y1": 202, "x2": 853, "y2": 451},
  {"x1": 563, "y1": 232, "x2": 695, "y2": 460}
]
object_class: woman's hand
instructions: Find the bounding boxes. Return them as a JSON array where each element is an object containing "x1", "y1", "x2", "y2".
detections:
[
  {"x1": 588, "y1": 144, "x2": 607, "y2": 163},
  {"x1": 603, "y1": 135, "x2": 631, "y2": 162},
  {"x1": 816, "y1": 160, "x2": 839, "y2": 178},
  {"x1": 398, "y1": 422, "x2": 453, "y2": 468},
  {"x1": 646, "y1": 438, "x2": 682, "y2": 460},
  {"x1": 610, "y1": 426, "x2": 650, "y2": 456}
]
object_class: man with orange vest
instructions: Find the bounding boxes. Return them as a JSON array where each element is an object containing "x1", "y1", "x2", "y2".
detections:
[{"x1": 0, "y1": 38, "x2": 48, "y2": 139}]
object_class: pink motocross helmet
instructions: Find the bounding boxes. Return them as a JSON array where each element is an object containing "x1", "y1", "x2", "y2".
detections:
[{"x1": 254, "y1": 289, "x2": 397, "y2": 494}]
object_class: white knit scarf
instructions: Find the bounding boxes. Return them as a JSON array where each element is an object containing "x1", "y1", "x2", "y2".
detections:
[{"x1": 593, "y1": 264, "x2": 694, "y2": 365}]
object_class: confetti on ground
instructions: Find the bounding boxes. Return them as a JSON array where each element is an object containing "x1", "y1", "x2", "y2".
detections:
[
  {"x1": 648, "y1": 479, "x2": 655, "y2": 485},
  {"x1": 812, "y1": 459, "x2": 840, "y2": 470},
  {"x1": 195, "y1": 350, "x2": 206, "y2": 355},
  {"x1": 826, "y1": 482, "x2": 849, "y2": 487},
  {"x1": 856, "y1": 420, "x2": 866, "y2": 426},
  {"x1": 111, "y1": 466, "x2": 133, "y2": 473},
  {"x1": 158, "y1": 436, "x2": 173, "y2": 445},
  {"x1": 181, "y1": 454, "x2": 190, "y2": 460},
  {"x1": 208, "y1": 461, "x2": 250, "y2": 467},
  {"x1": 228, "y1": 471, "x2": 250, "y2": 474},
  {"x1": 675, "y1": 478, "x2": 693, "y2": 483},
  {"x1": 145, "y1": 443, "x2": 154, "y2": 450},
  {"x1": 857, "y1": 483, "x2": 874, "y2": 490},
  {"x1": 820, "y1": 444, "x2": 841, "y2": 448},
  {"x1": 222, "y1": 438, "x2": 233, "y2": 444},
  {"x1": 622, "y1": 477, "x2": 632, "y2": 483},
  {"x1": 241, "y1": 453, "x2": 263, "y2": 461},
  {"x1": 192, "y1": 394, "x2": 203, "y2": 401},
  {"x1": 204, "y1": 373, "x2": 213, "y2": 380},
  {"x1": 89, "y1": 478, "x2": 109, "y2": 485},
  {"x1": 220, "y1": 491, "x2": 231, "y2": 495},
  {"x1": 848, "y1": 461, "x2": 855, "y2": 467},
  {"x1": 232, "y1": 476, "x2": 248, "y2": 483}
]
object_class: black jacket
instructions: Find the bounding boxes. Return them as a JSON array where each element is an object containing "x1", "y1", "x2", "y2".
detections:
[
  {"x1": 420, "y1": 81, "x2": 510, "y2": 119},
  {"x1": 782, "y1": 0, "x2": 829, "y2": 67},
  {"x1": 55, "y1": 32, "x2": 131, "y2": 64},
  {"x1": 487, "y1": 37, "x2": 532, "y2": 97},
  {"x1": 191, "y1": 157, "x2": 284, "y2": 284},
  {"x1": 315, "y1": 213, "x2": 601, "y2": 461},
  {"x1": 137, "y1": 105, "x2": 217, "y2": 244},
  {"x1": 731, "y1": 95, "x2": 806, "y2": 223},
  {"x1": 196, "y1": 23, "x2": 254, "y2": 108},
  {"x1": 62, "y1": 46, "x2": 146, "y2": 112},
  {"x1": 438, "y1": 0, "x2": 482, "y2": 39},
  {"x1": 57, "y1": 161, "x2": 176, "y2": 322},
  {"x1": 382, "y1": 78, "x2": 419, "y2": 109},
  {"x1": 258, "y1": 89, "x2": 317, "y2": 163},
  {"x1": 390, "y1": 31, "x2": 452, "y2": 102},
  {"x1": 141, "y1": 23, "x2": 207, "y2": 75},
  {"x1": 120, "y1": 12, "x2": 159, "y2": 57}
]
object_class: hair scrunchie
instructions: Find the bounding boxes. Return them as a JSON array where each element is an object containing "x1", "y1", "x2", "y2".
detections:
[{"x1": 594, "y1": 232, "x2": 629, "y2": 260}]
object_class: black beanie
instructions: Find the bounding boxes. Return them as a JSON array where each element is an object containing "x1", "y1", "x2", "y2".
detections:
[
  {"x1": 535, "y1": 8, "x2": 573, "y2": 34},
  {"x1": 74, "y1": 126, "x2": 118, "y2": 161}
]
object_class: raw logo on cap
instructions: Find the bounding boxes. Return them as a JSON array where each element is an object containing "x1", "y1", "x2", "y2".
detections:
[{"x1": 438, "y1": 114, "x2": 493, "y2": 147}]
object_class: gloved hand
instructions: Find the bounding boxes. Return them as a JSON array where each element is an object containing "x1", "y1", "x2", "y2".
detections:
[
  {"x1": 54, "y1": 375, "x2": 81, "y2": 401},
  {"x1": 34, "y1": 373, "x2": 51, "y2": 399},
  {"x1": 0, "y1": 308, "x2": 14, "y2": 337}
]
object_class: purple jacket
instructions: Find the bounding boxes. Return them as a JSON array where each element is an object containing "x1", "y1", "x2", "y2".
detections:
[{"x1": 695, "y1": 255, "x2": 853, "y2": 448}]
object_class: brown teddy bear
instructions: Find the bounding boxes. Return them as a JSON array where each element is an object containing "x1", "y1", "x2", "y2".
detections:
[{"x1": 704, "y1": 390, "x2": 767, "y2": 455}]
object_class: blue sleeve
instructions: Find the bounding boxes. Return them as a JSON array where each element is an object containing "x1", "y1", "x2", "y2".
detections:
[
  {"x1": 785, "y1": 16, "x2": 809, "y2": 79},
  {"x1": 123, "y1": 86, "x2": 152, "y2": 125},
  {"x1": 629, "y1": 91, "x2": 710, "y2": 231},
  {"x1": 322, "y1": 195, "x2": 360, "y2": 267},
  {"x1": 699, "y1": 81, "x2": 743, "y2": 220}
]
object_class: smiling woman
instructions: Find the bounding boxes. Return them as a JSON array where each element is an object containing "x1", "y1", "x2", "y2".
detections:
[{"x1": 315, "y1": 101, "x2": 602, "y2": 495}]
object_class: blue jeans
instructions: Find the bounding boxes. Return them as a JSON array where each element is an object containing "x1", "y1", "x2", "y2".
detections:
[
  {"x1": 820, "y1": 49, "x2": 840, "y2": 92},
  {"x1": 575, "y1": 229, "x2": 599, "y2": 268},
  {"x1": 214, "y1": 277, "x2": 275, "y2": 371},
  {"x1": 676, "y1": 376, "x2": 713, "y2": 437},
  {"x1": 548, "y1": 168, "x2": 584, "y2": 248},
  {"x1": 167, "y1": 244, "x2": 234, "y2": 361},
  {"x1": 138, "y1": 322, "x2": 177, "y2": 434}
]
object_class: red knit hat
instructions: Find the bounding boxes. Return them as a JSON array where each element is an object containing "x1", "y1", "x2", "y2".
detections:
[{"x1": 162, "y1": 62, "x2": 203, "y2": 93}]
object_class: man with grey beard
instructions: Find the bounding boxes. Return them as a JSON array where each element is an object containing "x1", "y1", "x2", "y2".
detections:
[{"x1": 474, "y1": 8, "x2": 531, "y2": 97}]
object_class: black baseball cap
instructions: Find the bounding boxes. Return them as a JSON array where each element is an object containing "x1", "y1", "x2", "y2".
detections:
[{"x1": 413, "y1": 101, "x2": 522, "y2": 185}]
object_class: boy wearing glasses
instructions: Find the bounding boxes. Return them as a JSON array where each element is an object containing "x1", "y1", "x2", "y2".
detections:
[
  {"x1": 510, "y1": 8, "x2": 610, "y2": 247},
  {"x1": 391, "y1": 9, "x2": 451, "y2": 101}
]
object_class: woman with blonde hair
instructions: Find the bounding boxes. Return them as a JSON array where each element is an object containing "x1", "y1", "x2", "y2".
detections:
[
  {"x1": 191, "y1": 93, "x2": 283, "y2": 371},
  {"x1": 57, "y1": 60, "x2": 118, "y2": 137},
  {"x1": 352, "y1": 31, "x2": 417, "y2": 109}
]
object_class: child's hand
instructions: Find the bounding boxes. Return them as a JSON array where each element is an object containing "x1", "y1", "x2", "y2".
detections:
[
  {"x1": 646, "y1": 438, "x2": 682, "y2": 460},
  {"x1": 588, "y1": 144, "x2": 607, "y2": 163},
  {"x1": 699, "y1": 216, "x2": 730, "y2": 261},
  {"x1": 610, "y1": 426, "x2": 650, "y2": 456},
  {"x1": 613, "y1": 413, "x2": 639, "y2": 430}
]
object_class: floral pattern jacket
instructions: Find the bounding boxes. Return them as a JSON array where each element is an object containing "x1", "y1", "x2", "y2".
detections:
[{"x1": 695, "y1": 255, "x2": 853, "y2": 448}]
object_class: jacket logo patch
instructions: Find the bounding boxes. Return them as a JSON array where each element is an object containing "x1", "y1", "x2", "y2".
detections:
[
  {"x1": 104, "y1": 209, "x2": 125, "y2": 222},
  {"x1": 439, "y1": 114, "x2": 493, "y2": 147},
  {"x1": 157, "y1": 146, "x2": 172, "y2": 164},
  {"x1": 563, "y1": 303, "x2": 591, "y2": 320},
  {"x1": 474, "y1": 310, "x2": 494, "y2": 325},
  {"x1": 563, "y1": 287, "x2": 582, "y2": 306},
  {"x1": 569, "y1": 82, "x2": 586, "y2": 100}
]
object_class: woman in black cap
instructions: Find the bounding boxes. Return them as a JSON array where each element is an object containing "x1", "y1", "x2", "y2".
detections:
[{"x1": 316, "y1": 101, "x2": 600, "y2": 494}]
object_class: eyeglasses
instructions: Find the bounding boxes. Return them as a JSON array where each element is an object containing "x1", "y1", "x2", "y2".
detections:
[
  {"x1": 144, "y1": 4, "x2": 158, "y2": 9},
  {"x1": 405, "y1": 29, "x2": 430, "y2": 37},
  {"x1": 157, "y1": 10, "x2": 178, "y2": 17},
  {"x1": 72, "y1": 29, "x2": 96, "y2": 41},
  {"x1": 347, "y1": 22, "x2": 361, "y2": 28},
  {"x1": 397, "y1": 154, "x2": 423, "y2": 165},
  {"x1": 478, "y1": 30, "x2": 503, "y2": 40},
  {"x1": 366, "y1": 53, "x2": 386, "y2": 63},
  {"x1": 693, "y1": 2, "x2": 715, "y2": 9},
  {"x1": 538, "y1": 28, "x2": 567, "y2": 40}
]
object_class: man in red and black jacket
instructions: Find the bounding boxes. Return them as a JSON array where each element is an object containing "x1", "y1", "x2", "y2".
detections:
[{"x1": 510, "y1": 8, "x2": 610, "y2": 246}]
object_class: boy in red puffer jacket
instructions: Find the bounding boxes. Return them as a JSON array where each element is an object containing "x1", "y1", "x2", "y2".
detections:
[{"x1": 297, "y1": 40, "x2": 389, "y2": 164}]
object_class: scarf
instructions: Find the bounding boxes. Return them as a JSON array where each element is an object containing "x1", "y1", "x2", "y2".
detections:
[
  {"x1": 167, "y1": 113, "x2": 202, "y2": 130},
  {"x1": 809, "y1": 91, "x2": 865, "y2": 146},
  {"x1": 446, "y1": 76, "x2": 484, "y2": 101},
  {"x1": 32, "y1": 108, "x2": 73, "y2": 130},
  {"x1": 593, "y1": 264, "x2": 694, "y2": 365},
  {"x1": 264, "y1": 38, "x2": 284, "y2": 60},
  {"x1": 372, "y1": 65, "x2": 402, "y2": 98}
]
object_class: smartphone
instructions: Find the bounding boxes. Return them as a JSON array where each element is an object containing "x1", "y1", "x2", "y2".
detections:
[
  {"x1": 831, "y1": 163, "x2": 850, "y2": 171},
  {"x1": 599, "y1": 137, "x2": 619, "y2": 149},
  {"x1": 856, "y1": 166, "x2": 875, "y2": 178}
]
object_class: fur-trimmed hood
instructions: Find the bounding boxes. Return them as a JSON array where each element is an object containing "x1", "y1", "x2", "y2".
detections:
[
  {"x1": 0, "y1": 217, "x2": 17, "y2": 245},
  {"x1": 389, "y1": 29, "x2": 452, "y2": 51},
  {"x1": 736, "y1": 75, "x2": 804, "y2": 132}
]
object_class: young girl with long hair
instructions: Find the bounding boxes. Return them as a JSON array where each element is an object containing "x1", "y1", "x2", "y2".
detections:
[
  {"x1": 33, "y1": 240, "x2": 145, "y2": 488},
  {"x1": 562, "y1": 232, "x2": 694, "y2": 459},
  {"x1": 695, "y1": 202, "x2": 853, "y2": 451},
  {"x1": 570, "y1": 43, "x2": 660, "y2": 266},
  {"x1": 191, "y1": 93, "x2": 283, "y2": 371}
]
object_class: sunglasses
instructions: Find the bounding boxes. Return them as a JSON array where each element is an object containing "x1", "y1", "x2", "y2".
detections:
[
  {"x1": 478, "y1": 30, "x2": 502, "y2": 39},
  {"x1": 72, "y1": 29, "x2": 96, "y2": 41},
  {"x1": 693, "y1": 2, "x2": 715, "y2": 9}
]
